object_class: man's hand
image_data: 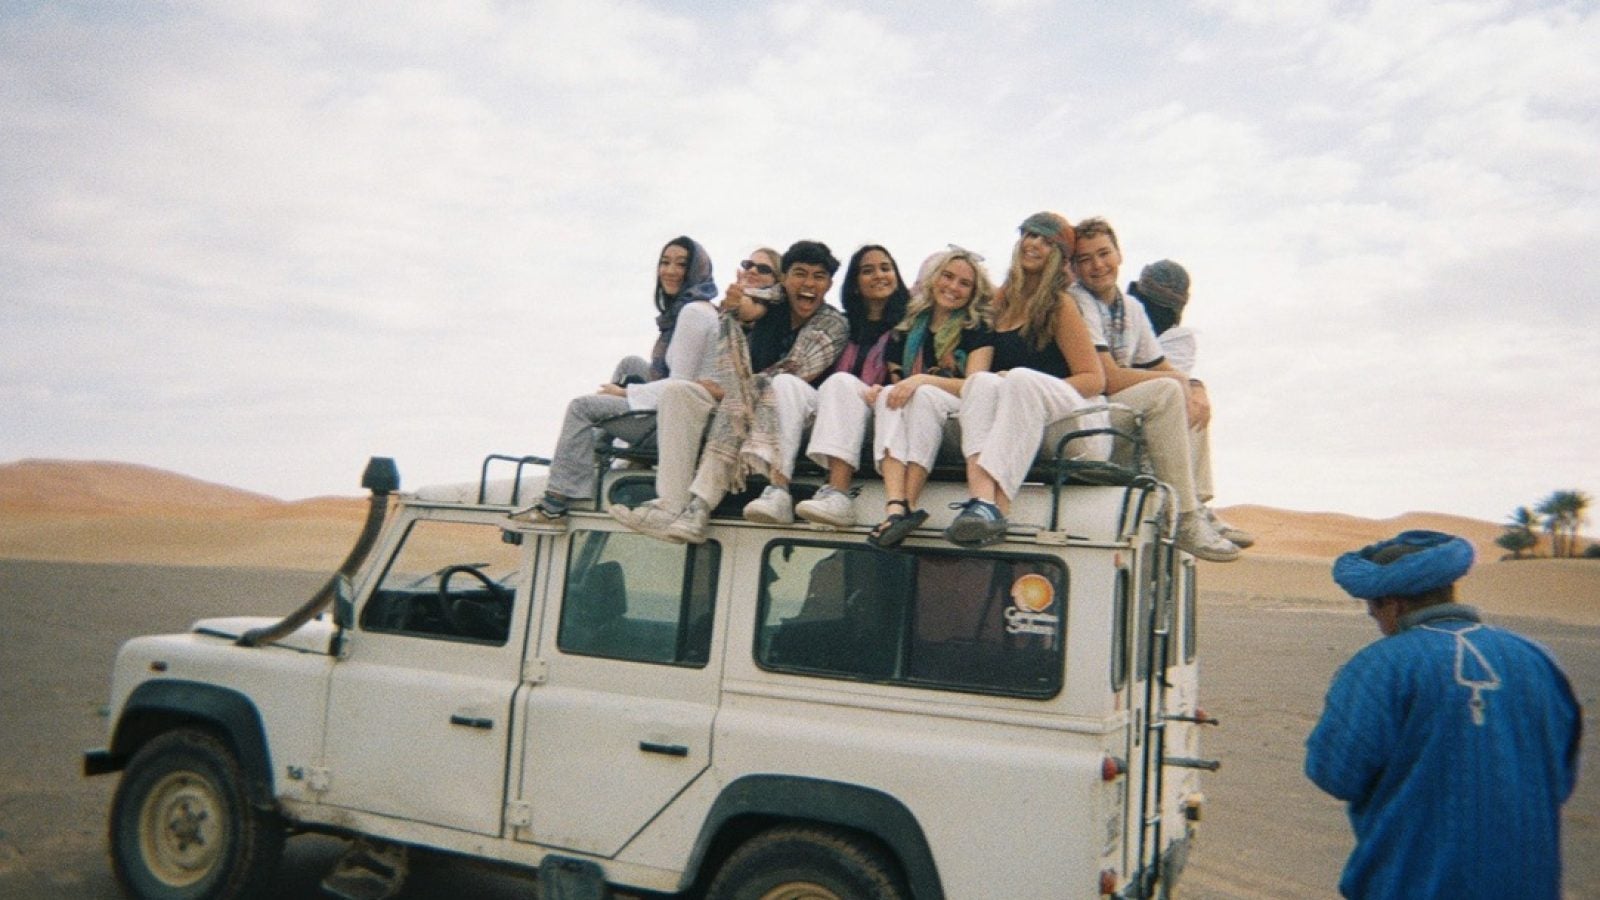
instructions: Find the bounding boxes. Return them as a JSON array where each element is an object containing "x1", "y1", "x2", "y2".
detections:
[{"x1": 598, "y1": 383, "x2": 626, "y2": 398}]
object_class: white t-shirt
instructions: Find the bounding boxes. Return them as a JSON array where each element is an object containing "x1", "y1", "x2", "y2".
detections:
[
  {"x1": 1068, "y1": 284, "x2": 1165, "y2": 369},
  {"x1": 1158, "y1": 326, "x2": 1197, "y2": 375},
  {"x1": 625, "y1": 300, "x2": 720, "y2": 411}
]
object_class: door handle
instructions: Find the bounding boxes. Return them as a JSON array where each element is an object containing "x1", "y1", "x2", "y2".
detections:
[
  {"x1": 639, "y1": 741, "x2": 689, "y2": 757},
  {"x1": 450, "y1": 714, "x2": 494, "y2": 730}
]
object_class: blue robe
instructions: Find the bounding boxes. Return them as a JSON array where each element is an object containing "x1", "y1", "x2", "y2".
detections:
[{"x1": 1305, "y1": 604, "x2": 1581, "y2": 899}]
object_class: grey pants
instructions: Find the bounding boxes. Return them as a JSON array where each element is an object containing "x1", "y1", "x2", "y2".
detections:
[{"x1": 545, "y1": 357, "x2": 653, "y2": 500}]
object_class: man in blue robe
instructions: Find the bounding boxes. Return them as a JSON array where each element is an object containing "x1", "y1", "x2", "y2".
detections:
[{"x1": 1306, "y1": 530, "x2": 1582, "y2": 899}]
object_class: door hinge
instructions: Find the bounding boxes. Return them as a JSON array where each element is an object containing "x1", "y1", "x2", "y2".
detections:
[
  {"x1": 307, "y1": 766, "x2": 332, "y2": 793},
  {"x1": 506, "y1": 799, "x2": 533, "y2": 828},
  {"x1": 523, "y1": 657, "x2": 548, "y2": 684}
]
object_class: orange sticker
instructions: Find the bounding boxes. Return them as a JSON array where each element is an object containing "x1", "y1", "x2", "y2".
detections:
[{"x1": 1011, "y1": 573, "x2": 1055, "y2": 613}]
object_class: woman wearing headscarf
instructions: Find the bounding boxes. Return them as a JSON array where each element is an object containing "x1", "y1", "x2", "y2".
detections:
[
  {"x1": 524, "y1": 236, "x2": 737, "y2": 521},
  {"x1": 945, "y1": 212, "x2": 1107, "y2": 547}
]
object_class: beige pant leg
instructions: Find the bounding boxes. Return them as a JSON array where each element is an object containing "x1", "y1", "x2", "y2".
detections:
[
  {"x1": 1191, "y1": 423, "x2": 1214, "y2": 505},
  {"x1": 1111, "y1": 379, "x2": 1200, "y2": 513},
  {"x1": 655, "y1": 380, "x2": 715, "y2": 512}
]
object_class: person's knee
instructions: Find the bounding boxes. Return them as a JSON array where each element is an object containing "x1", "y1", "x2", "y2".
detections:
[{"x1": 962, "y1": 370, "x2": 1001, "y2": 398}]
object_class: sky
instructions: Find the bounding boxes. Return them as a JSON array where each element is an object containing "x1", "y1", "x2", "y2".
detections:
[{"x1": 3, "y1": 0, "x2": 1597, "y2": 523}]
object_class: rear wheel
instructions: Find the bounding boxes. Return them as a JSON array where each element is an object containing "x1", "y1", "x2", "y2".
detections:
[
  {"x1": 110, "y1": 728, "x2": 284, "y2": 900},
  {"x1": 705, "y1": 825, "x2": 908, "y2": 900}
]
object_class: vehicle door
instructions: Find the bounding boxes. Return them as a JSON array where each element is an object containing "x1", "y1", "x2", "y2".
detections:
[
  {"x1": 319, "y1": 513, "x2": 531, "y2": 836},
  {"x1": 514, "y1": 526, "x2": 723, "y2": 856}
]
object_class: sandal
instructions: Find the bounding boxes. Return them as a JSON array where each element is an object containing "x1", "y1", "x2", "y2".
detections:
[{"x1": 867, "y1": 499, "x2": 929, "y2": 549}]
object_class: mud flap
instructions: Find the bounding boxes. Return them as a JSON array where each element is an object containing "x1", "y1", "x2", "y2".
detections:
[{"x1": 539, "y1": 856, "x2": 610, "y2": 900}]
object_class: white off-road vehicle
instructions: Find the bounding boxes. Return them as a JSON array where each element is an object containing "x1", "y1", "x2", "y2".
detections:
[{"x1": 86, "y1": 433, "x2": 1217, "y2": 899}]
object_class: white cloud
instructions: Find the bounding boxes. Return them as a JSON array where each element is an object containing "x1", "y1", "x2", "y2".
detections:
[{"x1": 2, "y1": 0, "x2": 1596, "y2": 520}]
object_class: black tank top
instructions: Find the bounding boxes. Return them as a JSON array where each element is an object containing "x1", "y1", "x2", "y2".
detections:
[{"x1": 991, "y1": 328, "x2": 1069, "y2": 377}]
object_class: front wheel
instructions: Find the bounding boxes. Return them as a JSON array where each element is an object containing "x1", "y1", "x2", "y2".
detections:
[
  {"x1": 110, "y1": 728, "x2": 284, "y2": 900},
  {"x1": 705, "y1": 825, "x2": 908, "y2": 900}
]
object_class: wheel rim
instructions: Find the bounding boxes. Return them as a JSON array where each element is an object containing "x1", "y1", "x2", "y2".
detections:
[
  {"x1": 137, "y1": 770, "x2": 226, "y2": 887},
  {"x1": 759, "y1": 883, "x2": 843, "y2": 900}
]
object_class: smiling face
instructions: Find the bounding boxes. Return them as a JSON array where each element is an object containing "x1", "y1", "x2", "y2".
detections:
[
  {"x1": 1017, "y1": 232, "x2": 1055, "y2": 275},
  {"x1": 737, "y1": 251, "x2": 780, "y2": 290},
  {"x1": 783, "y1": 262, "x2": 833, "y2": 324},
  {"x1": 658, "y1": 244, "x2": 690, "y2": 297},
  {"x1": 1071, "y1": 233, "x2": 1123, "y2": 299},
  {"x1": 856, "y1": 249, "x2": 899, "y2": 305},
  {"x1": 933, "y1": 258, "x2": 977, "y2": 314}
]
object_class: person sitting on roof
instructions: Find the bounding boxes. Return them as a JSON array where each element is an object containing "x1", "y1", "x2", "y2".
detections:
[
  {"x1": 611, "y1": 240, "x2": 848, "y2": 544},
  {"x1": 1125, "y1": 258, "x2": 1253, "y2": 549},
  {"x1": 943, "y1": 212, "x2": 1107, "y2": 548},
  {"x1": 1067, "y1": 217, "x2": 1240, "y2": 562}
]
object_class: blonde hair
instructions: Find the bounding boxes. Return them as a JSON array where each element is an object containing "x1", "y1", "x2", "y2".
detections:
[
  {"x1": 996, "y1": 238, "x2": 1072, "y2": 350},
  {"x1": 896, "y1": 247, "x2": 995, "y2": 334}
]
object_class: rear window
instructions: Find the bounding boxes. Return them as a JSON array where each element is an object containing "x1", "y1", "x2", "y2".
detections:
[{"x1": 755, "y1": 542, "x2": 1066, "y2": 698}]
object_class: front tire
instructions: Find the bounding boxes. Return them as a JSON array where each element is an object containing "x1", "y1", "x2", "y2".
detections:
[
  {"x1": 110, "y1": 728, "x2": 285, "y2": 900},
  {"x1": 705, "y1": 825, "x2": 908, "y2": 900}
]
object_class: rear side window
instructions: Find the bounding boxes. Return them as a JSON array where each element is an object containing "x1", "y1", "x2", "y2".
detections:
[
  {"x1": 756, "y1": 542, "x2": 1066, "y2": 698},
  {"x1": 558, "y1": 530, "x2": 720, "y2": 667}
]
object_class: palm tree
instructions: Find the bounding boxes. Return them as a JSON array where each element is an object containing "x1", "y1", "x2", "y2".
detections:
[
  {"x1": 1536, "y1": 490, "x2": 1592, "y2": 558},
  {"x1": 1495, "y1": 528, "x2": 1538, "y2": 560},
  {"x1": 1499, "y1": 506, "x2": 1540, "y2": 559}
]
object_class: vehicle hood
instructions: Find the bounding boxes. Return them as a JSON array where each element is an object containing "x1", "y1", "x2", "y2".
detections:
[{"x1": 189, "y1": 615, "x2": 338, "y2": 655}]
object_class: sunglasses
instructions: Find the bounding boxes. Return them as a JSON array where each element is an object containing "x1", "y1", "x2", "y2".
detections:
[{"x1": 739, "y1": 259, "x2": 776, "y2": 277}]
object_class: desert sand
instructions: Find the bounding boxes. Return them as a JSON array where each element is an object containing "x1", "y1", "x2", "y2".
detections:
[{"x1": 1, "y1": 459, "x2": 1595, "y2": 898}]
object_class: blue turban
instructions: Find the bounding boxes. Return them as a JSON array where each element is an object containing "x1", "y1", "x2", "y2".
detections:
[{"x1": 1331, "y1": 530, "x2": 1475, "y2": 600}]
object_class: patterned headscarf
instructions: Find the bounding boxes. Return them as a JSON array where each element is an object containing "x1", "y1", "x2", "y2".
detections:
[
  {"x1": 1134, "y1": 259, "x2": 1191, "y2": 311},
  {"x1": 1019, "y1": 211, "x2": 1076, "y2": 259},
  {"x1": 650, "y1": 236, "x2": 718, "y2": 379}
]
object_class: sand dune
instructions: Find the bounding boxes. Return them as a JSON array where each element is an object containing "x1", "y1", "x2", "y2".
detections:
[{"x1": 2, "y1": 459, "x2": 1595, "y2": 625}]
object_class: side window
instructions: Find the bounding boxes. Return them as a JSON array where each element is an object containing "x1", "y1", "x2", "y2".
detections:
[
  {"x1": 558, "y1": 530, "x2": 720, "y2": 667},
  {"x1": 756, "y1": 542, "x2": 1065, "y2": 698},
  {"x1": 1111, "y1": 566, "x2": 1130, "y2": 691},
  {"x1": 1182, "y1": 559, "x2": 1197, "y2": 664},
  {"x1": 361, "y1": 519, "x2": 521, "y2": 644},
  {"x1": 1136, "y1": 549, "x2": 1154, "y2": 678}
]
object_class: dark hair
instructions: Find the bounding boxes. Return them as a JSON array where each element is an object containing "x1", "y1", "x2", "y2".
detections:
[
  {"x1": 656, "y1": 235, "x2": 704, "y2": 314},
  {"x1": 1128, "y1": 282, "x2": 1182, "y2": 335},
  {"x1": 781, "y1": 240, "x2": 840, "y2": 276},
  {"x1": 840, "y1": 245, "x2": 911, "y2": 341}
]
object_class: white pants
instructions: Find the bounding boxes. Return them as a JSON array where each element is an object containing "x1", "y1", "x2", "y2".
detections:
[
  {"x1": 960, "y1": 369, "x2": 1110, "y2": 501},
  {"x1": 689, "y1": 373, "x2": 817, "y2": 505},
  {"x1": 805, "y1": 372, "x2": 874, "y2": 472},
  {"x1": 874, "y1": 385, "x2": 960, "y2": 472}
]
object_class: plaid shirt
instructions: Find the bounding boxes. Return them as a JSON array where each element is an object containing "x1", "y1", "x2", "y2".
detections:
[{"x1": 763, "y1": 305, "x2": 848, "y2": 384}]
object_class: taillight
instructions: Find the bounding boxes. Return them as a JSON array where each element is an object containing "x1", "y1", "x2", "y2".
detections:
[
  {"x1": 1101, "y1": 755, "x2": 1125, "y2": 781},
  {"x1": 1099, "y1": 868, "x2": 1118, "y2": 895}
]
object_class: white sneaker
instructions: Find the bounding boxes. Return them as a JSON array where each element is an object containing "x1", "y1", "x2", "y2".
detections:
[
  {"x1": 666, "y1": 498, "x2": 711, "y2": 544},
  {"x1": 1203, "y1": 505, "x2": 1255, "y2": 549},
  {"x1": 795, "y1": 486, "x2": 855, "y2": 527},
  {"x1": 1176, "y1": 510, "x2": 1241, "y2": 562},
  {"x1": 610, "y1": 499, "x2": 686, "y2": 543},
  {"x1": 743, "y1": 485, "x2": 794, "y2": 525}
]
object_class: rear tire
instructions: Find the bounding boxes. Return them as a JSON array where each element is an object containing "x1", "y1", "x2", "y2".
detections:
[
  {"x1": 110, "y1": 728, "x2": 284, "y2": 900},
  {"x1": 705, "y1": 825, "x2": 908, "y2": 900}
]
